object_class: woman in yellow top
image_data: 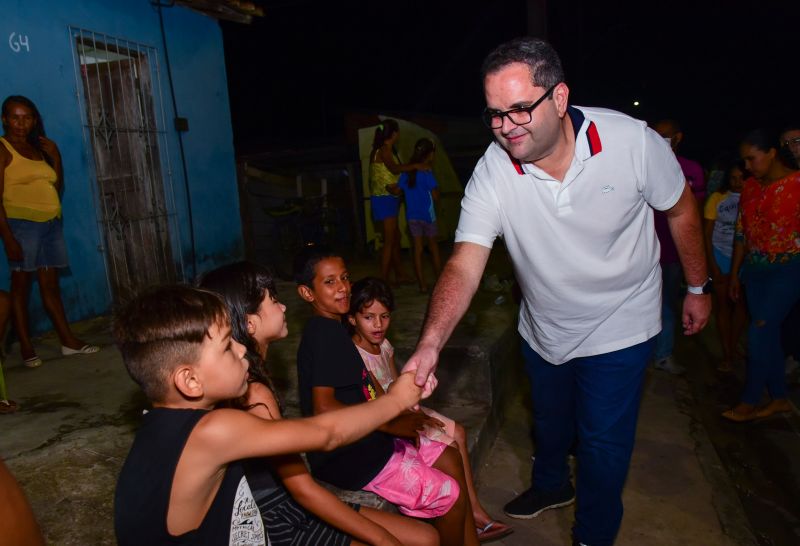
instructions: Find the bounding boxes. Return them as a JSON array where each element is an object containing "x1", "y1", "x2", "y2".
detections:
[
  {"x1": 369, "y1": 119, "x2": 427, "y2": 284},
  {"x1": 0, "y1": 95, "x2": 98, "y2": 368}
]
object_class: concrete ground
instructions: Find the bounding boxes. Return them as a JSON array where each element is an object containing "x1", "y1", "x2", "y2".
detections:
[
  {"x1": 475, "y1": 356, "x2": 751, "y2": 545},
  {"x1": 0, "y1": 245, "x2": 794, "y2": 545}
]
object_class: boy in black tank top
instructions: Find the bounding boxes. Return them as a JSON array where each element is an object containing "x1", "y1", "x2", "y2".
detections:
[{"x1": 113, "y1": 285, "x2": 423, "y2": 546}]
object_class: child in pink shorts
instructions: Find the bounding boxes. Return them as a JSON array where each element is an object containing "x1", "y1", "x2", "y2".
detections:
[{"x1": 349, "y1": 276, "x2": 513, "y2": 543}]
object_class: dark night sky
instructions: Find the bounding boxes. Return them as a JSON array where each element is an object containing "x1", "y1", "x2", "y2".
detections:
[{"x1": 221, "y1": 0, "x2": 799, "y2": 164}]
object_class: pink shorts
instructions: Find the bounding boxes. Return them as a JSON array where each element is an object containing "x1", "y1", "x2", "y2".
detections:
[{"x1": 363, "y1": 437, "x2": 459, "y2": 518}]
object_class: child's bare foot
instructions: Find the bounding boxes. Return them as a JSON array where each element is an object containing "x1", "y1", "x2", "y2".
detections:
[
  {"x1": 721, "y1": 402, "x2": 757, "y2": 422},
  {"x1": 476, "y1": 519, "x2": 513, "y2": 542}
]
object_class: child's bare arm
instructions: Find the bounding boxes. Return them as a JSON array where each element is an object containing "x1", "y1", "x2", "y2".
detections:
[
  {"x1": 199, "y1": 372, "x2": 422, "y2": 461},
  {"x1": 313, "y1": 366, "x2": 437, "y2": 442},
  {"x1": 276, "y1": 459, "x2": 401, "y2": 546},
  {"x1": 312, "y1": 386, "x2": 349, "y2": 414},
  {"x1": 379, "y1": 147, "x2": 426, "y2": 174},
  {"x1": 388, "y1": 353, "x2": 400, "y2": 382},
  {"x1": 168, "y1": 376, "x2": 419, "y2": 531},
  {"x1": 244, "y1": 381, "x2": 281, "y2": 420}
]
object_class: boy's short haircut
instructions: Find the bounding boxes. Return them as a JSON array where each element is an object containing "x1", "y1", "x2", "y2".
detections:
[
  {"x1": 113, "y1": 285, "x2": 229, "y2": 402},
  {"x1": 292, "y1": 244, "x2": 342, "y2": 287},
  {"x1": 349, "y1": 277, "x2": 395, "y2": 317}
]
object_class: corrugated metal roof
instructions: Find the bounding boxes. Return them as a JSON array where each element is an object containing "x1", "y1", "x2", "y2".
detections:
[{"x1": 175, "y1": 0, "x2": 264, "y2": 24}]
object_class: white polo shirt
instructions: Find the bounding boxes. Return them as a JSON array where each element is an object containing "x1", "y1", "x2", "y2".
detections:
[{"x1": 456, "y1": 106, "x2": 684, "y2": 364}]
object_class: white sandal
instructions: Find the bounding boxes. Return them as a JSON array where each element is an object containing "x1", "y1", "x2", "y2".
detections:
[{"x1": 61, "y1": 344, "x2": 100, "y2": 356}]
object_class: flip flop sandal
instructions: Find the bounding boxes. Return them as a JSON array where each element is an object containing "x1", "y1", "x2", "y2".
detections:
[
  {"x1": 61, "y1": 344, "x2": 100, "y2": 356},
  {"x1": 0, "y1": 399, "x2": 18, "y2": 414},
  {"x1": 477, "y1": 520, "x2": 513, "y2": 543},
  {"x1": 721, "y1": 406, "x2": 758, "y2": 422}
]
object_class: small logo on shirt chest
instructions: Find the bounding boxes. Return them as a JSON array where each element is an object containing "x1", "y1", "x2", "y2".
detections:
[{"x1": 601, "y1": 185, "x2": 615, "y2": 194}]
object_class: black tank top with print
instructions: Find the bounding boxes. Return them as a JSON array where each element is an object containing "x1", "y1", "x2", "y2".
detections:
[{"x1": 114, "y1": 407, "x2": 267, "y2": 545}]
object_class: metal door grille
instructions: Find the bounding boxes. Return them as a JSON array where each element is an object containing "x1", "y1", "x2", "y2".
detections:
[{"x1": 69, "y1": 27, "x2": 185, "y2": 301}]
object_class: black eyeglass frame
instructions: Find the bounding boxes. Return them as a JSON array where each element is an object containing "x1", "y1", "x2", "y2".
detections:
[
  {"x1": 481, "y1": 84, "x2": 558, "y2": 129},
  {"x1": 782, "y1": 136, "x2": 800, "y2": 147}
]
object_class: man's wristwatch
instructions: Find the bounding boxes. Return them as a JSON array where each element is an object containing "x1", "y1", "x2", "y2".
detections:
[{"x1": 687, "y1": 277, "x2": 713, "y2": 295}]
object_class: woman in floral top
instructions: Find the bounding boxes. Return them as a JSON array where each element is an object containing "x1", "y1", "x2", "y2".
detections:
[{"x1": 723, "y1": 129, "x2": 800, "y2": 422}]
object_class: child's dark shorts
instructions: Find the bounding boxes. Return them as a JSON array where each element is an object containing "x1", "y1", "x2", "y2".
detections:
[
  {"x1": 407, "y1": 220, "x2": 437, "y2": 238},
  {"x1": 371, "y1": 195, "x2": 400, "y2": 221}
]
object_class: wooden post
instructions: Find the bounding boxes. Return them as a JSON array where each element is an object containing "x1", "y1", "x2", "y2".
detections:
[{"x1": 346, "y1": 162, "x2": 365, "y2": 255}]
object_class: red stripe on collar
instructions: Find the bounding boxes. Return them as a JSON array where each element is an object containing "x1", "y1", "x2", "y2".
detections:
[
  {"x1": 505, "y1": 150, "x2": 525, "y2": 175},
  {"x1": 586, "y1": 121, "x2": 602, "y2": 156}
]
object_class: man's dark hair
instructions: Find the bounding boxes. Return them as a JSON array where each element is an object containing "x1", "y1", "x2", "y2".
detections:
[
  {"x1": 780, "y1": 123, "x2": 800, "y2": 135},
  {"x1": 292, "y1": 244, "x2": 342, "y2": 287},
  {"x1": 481, "y1": 37, "x2": 565, "y2": 88},
  {"x1": 113, "y1": 285, "x2": 228, "y2": 401}
]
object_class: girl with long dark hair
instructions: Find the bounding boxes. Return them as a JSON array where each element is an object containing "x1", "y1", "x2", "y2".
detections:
[{"x1": 703, "y1": 161, "x2": 748, "y2": 372}]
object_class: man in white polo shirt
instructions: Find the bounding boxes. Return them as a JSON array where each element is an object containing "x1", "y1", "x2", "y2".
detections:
[{"x1": 403, "y1": 37, "x2": 711, "y2": 545}]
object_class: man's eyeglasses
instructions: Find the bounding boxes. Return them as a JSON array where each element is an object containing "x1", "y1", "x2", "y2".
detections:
[
  {"x1": 782, "y1": 137, "x2": 800, "y2": 148},
  {"x1": 481, "y1": 85, "x2": 557, "y2": 129}
]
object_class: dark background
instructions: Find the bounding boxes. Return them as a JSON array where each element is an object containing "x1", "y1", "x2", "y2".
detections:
[{"x1": 221, "y1": 0, "x2": 799, "y2": 164}]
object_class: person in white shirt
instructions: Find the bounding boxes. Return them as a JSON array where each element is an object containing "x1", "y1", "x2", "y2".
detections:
[{"x1": 402, "y1": 37, "x2": 711, "y2": 546}]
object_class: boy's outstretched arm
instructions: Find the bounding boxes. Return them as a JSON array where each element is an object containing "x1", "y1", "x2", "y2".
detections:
[
  {"x1": 192, "y1": 372, "x2": 422, "y2": 464},
  {"x1": 312, "y1": 379, "x2": 439, "y2": 443}
]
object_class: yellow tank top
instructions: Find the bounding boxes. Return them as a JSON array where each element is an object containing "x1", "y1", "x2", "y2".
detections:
[
  {"x1": 1, "y1": 137, "x2": 61, "y2": 222},
  {"x1": 369, "y1": 150, "x2": 400, "y2": 197}
]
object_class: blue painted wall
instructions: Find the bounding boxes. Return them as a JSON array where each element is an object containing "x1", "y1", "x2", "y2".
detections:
[{"x1": 0, "y1": 0, "x2": 243, "y2": 331}]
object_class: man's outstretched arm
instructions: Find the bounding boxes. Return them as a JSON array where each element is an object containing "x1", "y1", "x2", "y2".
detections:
[{"x1": 403, "y1": 241, "x2": 492, "y2": 391}]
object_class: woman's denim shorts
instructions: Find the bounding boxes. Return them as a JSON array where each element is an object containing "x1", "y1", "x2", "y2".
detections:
[{"x1": 6, "y1": 217, "x2": 69, "y2": 272}]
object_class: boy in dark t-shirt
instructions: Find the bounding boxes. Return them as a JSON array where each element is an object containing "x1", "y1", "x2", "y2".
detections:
[
  {"x1": 112, "y1": 284, "x2": 422, "y2": 546},
  {"x1": 298, "y1": 313, "x2": 394, "y2": 488},
  {"x1": 294, "y1": 246, "x2": 480, "y2": 546}
]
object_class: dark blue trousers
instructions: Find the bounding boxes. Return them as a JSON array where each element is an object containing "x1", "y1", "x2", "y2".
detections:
[
  {"x1": 741, "y1": 262, "x2": 800, "y2": 404},
  {"x1": 522, "y1": 338, "x2": 654, "y2": 546}
]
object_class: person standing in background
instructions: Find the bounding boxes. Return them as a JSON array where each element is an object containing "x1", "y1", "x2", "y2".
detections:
[
  {"x1": 368, "y1": 119, "x2": 427, "y2": 286},
  {"x1": 651, "y1": 119, "x2": 706, "y2": 375},
  {"x1": 779, "y1": 124, "x2": 800, "y2": 376},
  {"x1": 0, "y1": 95, "x2": 99, "y2": 369}
]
